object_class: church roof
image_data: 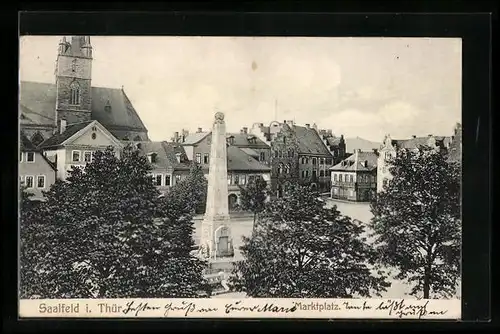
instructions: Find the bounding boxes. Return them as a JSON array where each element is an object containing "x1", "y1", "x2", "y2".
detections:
[
  {"x1": 122, "y1": 141, "x2": 192, "y2": 171},
  {"x1": 19, "y1": 81, "x2": 148, "y2": 133}
]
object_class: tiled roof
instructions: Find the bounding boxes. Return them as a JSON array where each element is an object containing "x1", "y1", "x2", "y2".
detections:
[
  {"x1": 20, "y1": 133, "x2": 57, "y2": 171},
  {"x1": 182, "y1": 132, "x2": 210, "y2": 145},
  {"x1": 326, "y1": 137, "x2": 342, "y2": 146},
  {"x1": 20, "y1": 133, "x2": 37, "y2": 151},
  {"x1": 19, "y1": 81, "x2": 148, "y2": 133},
  {"x1": 227, "y1": 133, "x2": 269, "y2": 148},
  {"x1": 240, "y1": 147, "x2": 259, "y2": 158},
  {"x1": 227, "y1": 146, "x2": 271, "y2": 172},
  {"x1": 293, "y1": 125, "x2": 332, "y2": 156},
  {"x1": 331, "y1": 151, "x2": 378, "y2": 172},
  {"x1": 123, "y1": 141, "x2": 192, "y2": 171},
  {"x1": 39, "y1": 121, "x2": 93, "y2": 148}
]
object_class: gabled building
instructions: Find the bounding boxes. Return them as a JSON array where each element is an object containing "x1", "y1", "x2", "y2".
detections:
[
  {"x1": 330, "y1": 149, "x2": 378, "y2": 202},
  {"x1": 19, "y1": 134, "x2": 57, "y2": 201},
  {"x1": 126, "y1": 140, "x2": 192, "y2": 195},
  {"x1": 39, "y1": 119, "x2": 123, "y2": 180},
  {"x1": 250, "y1": 120, "x2": 337, "y2": 196},
  {"x1": 377, "y1": 133, "x2": 453, "y2": 192},
  {"x1": 19, "y1": 36, "x2": 149, "y2": 146},
  {"x1": 176, "y1": 129, "x2": 271, "y2": 210}
]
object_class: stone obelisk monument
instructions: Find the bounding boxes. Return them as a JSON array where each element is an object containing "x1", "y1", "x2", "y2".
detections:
[{"x1": 200, "y1": 112, "x2": 234, "y2": 260}]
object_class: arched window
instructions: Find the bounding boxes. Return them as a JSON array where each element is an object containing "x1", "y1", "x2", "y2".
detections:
[
  {"x1": 70, "y1": 81, "x2": 80, "y2": 105},
  {"x1": 31, "y1": 132, "x2": 44, "y2": 146},
  {"x1": 285, "y1": 164, "x2": 290, "y2": 174}
]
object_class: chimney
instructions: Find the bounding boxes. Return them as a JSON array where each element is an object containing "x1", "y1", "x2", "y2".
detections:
[
  {"x1": 243, "y1": 127, "x2": 248, "y2": 134},
  {"x1": 357, "y1": 149, "x2": 362, "y2": 153},
  {"x1": 312, "y1": 123, "x2": 318, "y2": 130},
  {"x1": 287, "y1": 120, "x2": 294, "y2": 126},
  {"x1": 428, "y1": 134, "x2": 433, "y2": 137},
  {"x1": 240, "y1": 129, "x2": 244, "y2": 134},
  {"x1": 197, "y1": 127, "x2": 202, "y2": 133},
  {"x1": 305, "y1": 123, "x2": 310, "y2": 128},
  {"x1": 373, "y1": 148, "x2": 378, "y2": 155},
  {"x1": 327, "y1": 129, "x2": 333, "y2": 136},
  {"x1": 412, "y1": 135, "x2": 416, "y2": 138},
  {"x1": 60, "y1": 119, "x2": 67, "y2": 134},
  {"x1": 174, "y1": 131, "x2": 179, "y2": 142}
]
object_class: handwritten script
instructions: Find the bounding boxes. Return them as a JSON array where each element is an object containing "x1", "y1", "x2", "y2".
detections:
[
  {"x1": 117, "y1": 299, "x2": 449, "y2": 319},
  {"x1": 21, "y1": 298, "x2": 458, "y2": 319}
]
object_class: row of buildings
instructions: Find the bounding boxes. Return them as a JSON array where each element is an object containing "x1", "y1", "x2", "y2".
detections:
[{"x1": 19, "y1": 36, "x2": 462, "y2": 207}]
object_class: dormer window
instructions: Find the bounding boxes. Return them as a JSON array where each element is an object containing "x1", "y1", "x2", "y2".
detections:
[
  {"x1": 104, "y1": 100, "x2": 112, "y2": 112},
  {"x1": 148, "y1": 153, "x2": 158, "y2": 164},
  {"x1": 227, "y1": 136, "x2": 235, "y2": 145},
  {"x1": 175, "y1": 153, "x2": 181, "y2": 163}
]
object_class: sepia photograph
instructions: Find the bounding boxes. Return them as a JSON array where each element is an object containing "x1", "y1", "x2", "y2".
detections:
[{"x1": 18, "y1": 35, "x2": 462, "y2": 318}]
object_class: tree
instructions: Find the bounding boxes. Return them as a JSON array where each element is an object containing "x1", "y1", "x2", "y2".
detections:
[
  {"x1": 370, "y1": 146, "x2": 461, "y2": 299},
  {"x1": 173, "y1": 164, "x2": 208, "y2": 214},
  {"x1": 238, "y1": 175, "x2": 268, "y2": 225},
  {"x1": 230, "y1": 183, "x2": 390, "y2": 298},
  {"x1": 19, "y1": 145, "x2": 209, "y2": 298}
]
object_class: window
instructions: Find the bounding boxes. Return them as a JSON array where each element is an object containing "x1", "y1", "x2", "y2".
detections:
[
  {"x1": 72, "y1": 150, "x2": 81, "y2": 162},
  {"x1": 306, "y1": 170, "x2": 310, "y2": 177},
  {"x1": 320, "y1": 158, "x2": 324, "y2": 165},
  {"x1": 339, "y1": 174, "x2": 343, "y2": 182},
  {"x1": 234, "y1": 174, "x2": 240, "y2": 185},
  {"x1": 196, "y1": 153, "x2": 202, "y2": 164},
  {"x1": 326, "y1": 158, "x2": 332, "y2": 165},
  {"x1": 334, "y1": 174, "x2": 337, "y2": 181},
  {"x1": 312, "y1": 170, "x2": 317, "y2": 178},
  {"x1": 165, "y1": 175, "x2": 171, "y2": 186},
  {"x1": 312, "y1": 158, "x2": 317, "y2": 165},
  {"x1": 259, "y1": 151, "x2": 265, "y2": 161},
  {"x1": 288, "y1": 150, "x2": 294, "y2": 158},
  {"x1": 320, "y1": 170, "x2": 325, "y2": 177},
  {"x1": 70, "y1": 81, "x2": 80, "y2": 105},
  {"x1": 301, "y1": 171, "x2": 305, "y2": 178},
  {"x1": 19, "y1": 152, "x2": 23, "y2": 162},
  {"x1": 385, "y1": 152, "x2": 391, "y2": 160},
  {"x1": 84, "y1": 151, "x2": 92, "y2": 163},
  {"x1": 274, "y1": 150, "x2": 279, "y2": 158},
  {"x1": 349, "y1": 175, "x2": 354, "y2": 183},
  {"x1": 155, "y1": 174, "x2": 163, "y2": 186},
  {"x1": 383, "y1": 179, "x2": 388, "y2": 187},
  {"x1": 148, "y1": 153, "x2": 158, "y2": 164},
  {"x1": 277, "y1": 164, "x2": 283, "y2": 175},
  {"x1": 71, "y1": 59, "x2": 77, "y2": 72},
  {"x1": 37, "y1": 175, "x2": 45, "y2": 188},
  {"x1": 26, "y1": 152, "x2": 35, "y2": 163},
  {"x1": 204, "y1": 154, "x2": 209, "y2": 164},
  {"x1": 227, "y1": 175, "x2": 232, "y2": 185},
  {"x1": 241, "y1": 174, "x2": 246, "y2": 185},
  {"x1": 285, "y1": 164, "x2": 290, "y2": 174},
  {"x1": 306, "y1": 158, "x2": 309, "y2": 164},
  {"x1": 25, "y1": 176, "x2": 34, "y2": 189},
  {"x1": 175, "y1": 175, "x2": 182, "y2": 183}
]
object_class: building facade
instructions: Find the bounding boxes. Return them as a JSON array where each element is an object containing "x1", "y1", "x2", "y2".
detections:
[
  {"x1": 330, "y1": 150, "x2": 378, "y2": 202},
  {"x1": 39, "y1": 120, "x2": 123, "y2": 180},
  {"x1": 179, "y1": 129, "x2": 271, "y2": 210},
  {"x1": 377, "y1": 133, "x2": 453, "y2": 193},
  {"x1": 19, "y1": 134, "x2": 57, "y2": 201},
  {"x1": 127, "y1": 141, "x2": 192, "y2": 196},
  {"x1": 19, "y1": 36, "x2": 149, "y2": 146},
  {"x1": 250, "y1": 120, "x2": 337, "y2": 196}
]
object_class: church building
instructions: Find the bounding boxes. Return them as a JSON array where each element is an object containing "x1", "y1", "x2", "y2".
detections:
[{"x1": 19, "y1": 36, "x2": 149, "y2": 145}]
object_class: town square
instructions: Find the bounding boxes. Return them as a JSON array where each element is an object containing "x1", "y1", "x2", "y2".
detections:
[{"x1": 19, "y1": 36, "x2": 462, "y2": 301}]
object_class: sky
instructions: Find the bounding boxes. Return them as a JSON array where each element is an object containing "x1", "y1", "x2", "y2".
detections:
[{"x1": 19, "y1": 36, "x2": 462, "y2": 142}]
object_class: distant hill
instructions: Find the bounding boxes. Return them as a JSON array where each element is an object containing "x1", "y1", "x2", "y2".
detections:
[{"x1": 344, "y1": 137, "x2": 381, "y2": 153}]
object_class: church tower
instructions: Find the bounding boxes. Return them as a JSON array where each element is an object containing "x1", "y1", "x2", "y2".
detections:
[{"x1": 54, "y1": 36, "x2": 93, "y2": 127}]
